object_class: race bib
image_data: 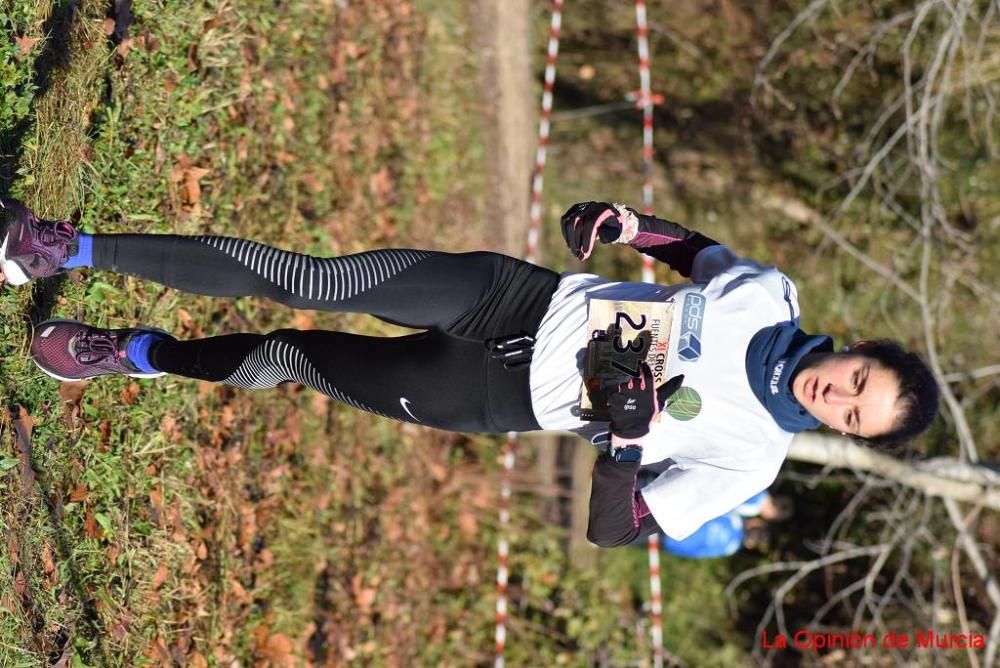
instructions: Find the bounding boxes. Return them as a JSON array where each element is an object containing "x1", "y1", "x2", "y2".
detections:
[{"x1": 579, "y1": 298, "x2": 674, "y2": 420}]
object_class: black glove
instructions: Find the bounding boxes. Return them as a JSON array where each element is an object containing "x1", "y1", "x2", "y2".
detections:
[
  {"x1": 607, "y1": 364, "x2": 684, "y2": 442},
  {"x1": 560, "y1": 201, "x2": 624, "y2": 260}
]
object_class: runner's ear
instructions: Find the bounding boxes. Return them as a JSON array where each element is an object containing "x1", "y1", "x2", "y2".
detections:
[{"x1": 656, "y1": 374, "x2": 685, "y2": 408}]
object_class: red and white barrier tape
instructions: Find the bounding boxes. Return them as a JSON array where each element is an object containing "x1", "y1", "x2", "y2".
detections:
[
  {"x1": 647, "y1": 533, "x2": 664, "y2": 667},
  {"x1": 496, "y1": 2, "x2": 564, "y2": 666},
  {"x1": 634, "y1": 2, "x2": 664, "y2": 666},
  {"x1": 494, "y1": 434, "x2": 514, "y2": 666},
  {"x1": 634, "y1": 0, "x2": 656, "y2": 286},
  {"x1": 525, "y1": 0, "x2": 564, "y2": 264}
]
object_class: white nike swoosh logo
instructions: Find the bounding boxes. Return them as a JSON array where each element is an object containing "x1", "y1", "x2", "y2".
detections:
[{"x1": 400, "y1": 397, "x2": 419, "y2": 422}]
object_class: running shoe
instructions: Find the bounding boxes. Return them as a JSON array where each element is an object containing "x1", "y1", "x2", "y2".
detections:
[
  {"x1": 0, "y1": 197, "x2": 78, "y2": 285},
  {"x1": 31, "y1": 319, "x2": 168, "y2": 381}
]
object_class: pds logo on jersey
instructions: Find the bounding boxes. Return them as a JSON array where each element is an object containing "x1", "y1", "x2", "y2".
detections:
[{"x1": 678, "y1": 292, "x2": 705, "y2": 361}]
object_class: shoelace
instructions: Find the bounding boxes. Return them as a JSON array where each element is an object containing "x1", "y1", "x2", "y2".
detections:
[
  {"x1": 30, "y1": 217, "x2": 77, "y2": 267},
  {"x1": 35, "y1": 218, "x2": 77, "y2": 244},
  {"x1": 75, "y1": 331, "x2": 123, "y2": 365}
]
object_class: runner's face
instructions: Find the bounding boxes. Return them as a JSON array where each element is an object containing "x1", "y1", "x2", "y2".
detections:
[{"x1": 791, "y1": 353, "x2": 902, "y2": 438}]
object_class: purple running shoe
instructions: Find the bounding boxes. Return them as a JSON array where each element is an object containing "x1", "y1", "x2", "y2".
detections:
[
  {"x1": 32, "y1": 320, "x2": 168, "y2": 381},
  {"x1": 0, "y1": 197, "x2": 78, "y2": 285}
]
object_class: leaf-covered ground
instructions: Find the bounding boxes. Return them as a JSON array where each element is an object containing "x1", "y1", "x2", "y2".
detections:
[{"x1": 0, "y1": 1, "x2": 585, "y2": 665}]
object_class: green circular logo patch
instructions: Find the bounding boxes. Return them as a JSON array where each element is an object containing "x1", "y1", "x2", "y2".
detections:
[{"x1": 666, "y1": 386, "x2": 702, "y2": 421}]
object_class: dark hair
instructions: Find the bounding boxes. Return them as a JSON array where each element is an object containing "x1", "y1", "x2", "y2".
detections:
[{"x1": 851, "y1": 339, "x2": 940, "y2": 449}]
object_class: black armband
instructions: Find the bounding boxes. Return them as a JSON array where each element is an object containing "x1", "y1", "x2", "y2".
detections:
[{"x1": 613, "y1": 208, "x2": 719, "y2": 278}]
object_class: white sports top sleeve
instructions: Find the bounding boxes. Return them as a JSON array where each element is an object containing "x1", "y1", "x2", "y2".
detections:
[{"x1": 529, "y1": 245, "x2": 801, "y2": 540}]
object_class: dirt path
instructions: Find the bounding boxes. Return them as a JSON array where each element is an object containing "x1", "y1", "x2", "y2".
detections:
[
  {"x1": 472, "y1": 2, "x2": 596, "y2": 563},
  {"x1": 473, "y1": 0, "x2": 535, "y2": 256}
]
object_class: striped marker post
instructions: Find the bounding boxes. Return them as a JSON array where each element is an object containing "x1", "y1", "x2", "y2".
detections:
[
  {"x1": 647, "y1": 533, "x2": 664, "y2": 667},
  {"x1": 526, "y1": 0, "x2": 564, "y2": 264},
  {"x1": 634, "y1": 0, "x2": 658, "y2": 285},
  {"x1": 496, "y1": 2, "x2": 564, "y2": 666},
  {"x1": 494, "y1": 439, "x2": 513, "y2": 666},
  {"x1": 634, "y1": 2, "x2": 665, "y2": 666}
]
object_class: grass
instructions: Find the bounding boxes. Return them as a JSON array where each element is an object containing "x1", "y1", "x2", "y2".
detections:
[{"x1": 0, "y1": 1, "x2": 534, "y2": 665}]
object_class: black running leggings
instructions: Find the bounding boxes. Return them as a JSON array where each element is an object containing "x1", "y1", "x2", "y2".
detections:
[{"x1": 92, "y1": 234, "x2": 559, "y2": 432}]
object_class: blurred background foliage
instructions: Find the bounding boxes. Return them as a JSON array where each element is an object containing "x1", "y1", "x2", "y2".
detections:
[{"x1": 540, "y1": 1, "x2": 997, "y2": 665}]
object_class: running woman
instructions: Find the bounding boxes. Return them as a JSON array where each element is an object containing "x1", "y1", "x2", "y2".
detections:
[{"x1": 0, "y1": 198, "x2": 939, "y2": 546}]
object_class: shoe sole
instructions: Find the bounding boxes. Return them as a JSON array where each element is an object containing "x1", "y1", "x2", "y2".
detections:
[
  {"x1": 0, "y1": 233, "x2": 31, "y2": 286},
  {"x1": 32, "y1": 319, "x2": 168, "y2": 382}
]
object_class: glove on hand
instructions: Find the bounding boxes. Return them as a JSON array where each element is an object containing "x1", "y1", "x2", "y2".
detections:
[
  {"x1": 608, "y1": 364, "x2": 684, "y2": 443},
  {"x1": 560, "y1": 201, "x2": 624, "y2": 260}
]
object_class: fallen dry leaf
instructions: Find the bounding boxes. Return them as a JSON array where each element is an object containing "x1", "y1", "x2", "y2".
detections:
[
  {"x1": 116, "y1": 37, "x2": 133, "y2": 59},
  {"x1": 423, "y1": 457, "x2": 448, "y2": 483},
  {"x1": 146, "y1": 636, "x2": 172, "y2": 666},
  {"x1": 260, "y1": 633, "x2": 294, "y2": 665},
  {"x1": 160, "y1": 414, "x2": 182, "y2": 443},
  {"x1": 59, "y1": 381, "x2": 87, "y2": 428},
  {"x1": 98, "y1": 420, "x2": 111, "y2": 452},
  {"x1": 369, "y1": 166, "x2": 395, "y2": 200},
  {"x1": 151, "y1": 564, "x2": 169, "y2": 590},
  {"x1": 310, "y1": 392, "x2": 330, "y2": 416},
  {"x1": 255, "y1": 548, "x2": 274, "y2": 571},
  {"x1": 110, "y1": 621, "x2": 128, "y2": 643},
  {"x1": 168, "y1": 497, "x2": 185, "y2": 541},
  {"x1": 59, "y1": 381, "x2": 87, "y2": 403},
  {"x1": 220, "y1": 405, "x2": 235, "y2": 431},
  {"x1": 14, "y1": 35, "x2": 39, "y2": 59},
  {"x1": 290, "y1": 311, "x2": 315, "y2": 330},
  {"x1": 352, "y1": 574, "x2": 376, "y2": 614},
  {"x1": 197, "y1": 381, "x2": 214, "y2": 400},
  {"x1": 121, "y1": 382, "x2": 140, "y2": 405},
  {"x1": 42, "y1": 542, "x2": 58, "y2": 587},
  {"x1": 84, "y1": 506, "x2": 102, "y2": 539},
  {"x1": 10, "y1": 405, "x2": 36, "y2": 496},
  {"x1": 69, "y1": 483, "x2": 88, "y2": 503},
  {"x1": 230, "y1": 578, "x2": 250, "y2": 604},
  {"x1": 7, "y1": 535, "x2": 19, "y2": 568},
  {"x1": 176, "y1": 308, "x2": 201, "y2": 338},
  {"x1": 149, "y1": 486, "x2": 164, "y2": 526},
  {"x1": 14, "y1": 569, "x2": 27, "y2": 600},
  {"x1": 300, "y1": 173, "x2": 325, "y2": 194},
  {"x1": 180, "y1": 166, "x2": 211, "y2": 214},
  {"x1": 457, "y1": 511, "x2": 477, "y2": 537}
]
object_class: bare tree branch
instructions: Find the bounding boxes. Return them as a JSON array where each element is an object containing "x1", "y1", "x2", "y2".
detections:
[
  {"x1": 952, "y1": 534, "x2": 982, "y2": 668},
  {"x1": 788, "y1": 433, "x2": 1000, "y2": 510},
  {"x1": 943, "y1": 498, "x2": 1000, "y2": 609},
  {"x1": 742, "y1": 2, "x2": 997, "y2": 663}
]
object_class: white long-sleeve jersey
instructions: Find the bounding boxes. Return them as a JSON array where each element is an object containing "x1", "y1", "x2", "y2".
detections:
[{"x1": 529, "y1": 245, "x2": 801, "y2": 540}]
